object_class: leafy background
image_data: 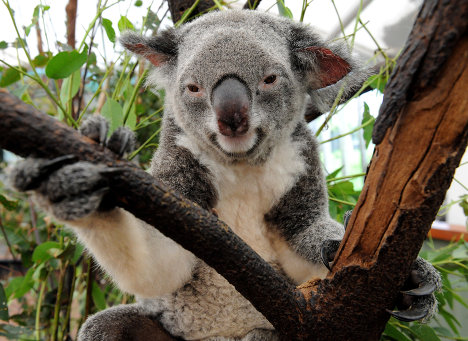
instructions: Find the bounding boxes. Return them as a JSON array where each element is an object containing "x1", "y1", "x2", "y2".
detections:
[{"x1": 0, "y1": 0, "x2": 466, "y2": 340}]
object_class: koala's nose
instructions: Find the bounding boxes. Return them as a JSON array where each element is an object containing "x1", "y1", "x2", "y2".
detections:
[{"x1": 212, "y1": 77, "x2": 250, "y2": 137}]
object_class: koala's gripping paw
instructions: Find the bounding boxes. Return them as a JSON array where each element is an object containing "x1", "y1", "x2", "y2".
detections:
[
  {"x1": 388, "y1": 257, "x2": 442, "y2": 322},
  {"x1": 10, "y1": 158, "x2": 117, "y2": 221},
  {"x1": 79, "y1": 115, "x2": 136, "y2": 157},
  {"x1": 9, "y1": 116, "x2": 134, "y2": 221}
]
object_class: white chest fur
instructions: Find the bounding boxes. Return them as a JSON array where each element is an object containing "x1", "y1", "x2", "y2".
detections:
[
  {"x1": 205, "y1": 139, "x2": 306, "y2": 261},
  {"x1": 176, "y1": 135, "x2": 327, "y2": 283}
]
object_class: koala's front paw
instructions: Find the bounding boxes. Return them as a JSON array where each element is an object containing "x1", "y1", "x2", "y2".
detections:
[
  {"x1": 10, "y1": 158, "x2": 117, "y2": 221},
  {"x1": 79, "y1": 115, "x2": 136, "y2": 157},
  {"x1": 388, "y1": 257, "x2": 442, "y2": 322},
  {"x1": 9, "y1": 116, "x2": 136, "y2": 221}
]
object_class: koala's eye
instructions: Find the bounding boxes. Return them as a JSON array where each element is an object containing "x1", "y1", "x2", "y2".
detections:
[
  {"x1": 263, "y1": 75, "x2": 277, "y2": 85},
  {"x1": 187, "y1": 84, "x2": 200, "y2": 93}
]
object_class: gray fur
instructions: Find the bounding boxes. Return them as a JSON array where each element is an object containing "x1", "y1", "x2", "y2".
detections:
[{"x1": 9, "y1": 9, "x2": 439, "y2": 340}]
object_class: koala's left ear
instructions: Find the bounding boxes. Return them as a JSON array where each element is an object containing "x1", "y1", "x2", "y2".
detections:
[
  {"x1": 120, "y1": 29, "x2": 178, "y2": 67},
  {"x1": 294, "y1": 46, "x2": 352, "y2": 90}
]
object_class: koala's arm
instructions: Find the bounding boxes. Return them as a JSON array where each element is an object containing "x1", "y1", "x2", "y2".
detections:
[
  {"x1": 265, "y1": 124, "x2": 344, "y2": 281},
  {"x1": 68, "y1": 209, "x2": 197, "y2": 298}
]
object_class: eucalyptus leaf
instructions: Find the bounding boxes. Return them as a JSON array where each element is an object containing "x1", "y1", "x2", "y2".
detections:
[
  {"x1": 0, "y1": 41, "x2": 8, "y2": 49},
  {"x1": 362, "y1": 102, "x2": 375, "y2": 148},
  {"x1": 0, "y1": 67, "x2": 21, "y2": 87},
  {"x1": 32, "y1": 241, "x2": 62, "y2": 263},
  {"x1": 45, "y1": 47, "x2": 87, "y2": 79},
  {"x1": 0, "y1": 194, "x2": 18, "y2": 211},
  {"x1": 276, "y1": 0, "x2": 293, "y2": 19},
  {"x1": 102, "y1": 18, "x2": 116, "y2": 43},
  {"x1": 101, "y1": 97, "x2": 123, "y2": 134},
  {"x1": 92, "y1": 282, "x2": 107, "y2": 310},
  {"x1": 60, "y1": 70, "x2": 81, "y2": 105},
  {"x1": 118, "y1": 16, "x2": 135, "y2": 32}
]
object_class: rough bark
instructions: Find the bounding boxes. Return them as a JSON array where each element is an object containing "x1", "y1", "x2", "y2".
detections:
[
  {"x1": 166, "y1": 0, "x2": 215, "y2": 23},
  {"x1": 0, "y1": 0, "x2": 467, "y2": 339}
]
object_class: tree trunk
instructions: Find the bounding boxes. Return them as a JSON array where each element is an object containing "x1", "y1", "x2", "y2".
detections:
[{"x1": 0, "y1": 0, "x2": 466, "y2": 339}]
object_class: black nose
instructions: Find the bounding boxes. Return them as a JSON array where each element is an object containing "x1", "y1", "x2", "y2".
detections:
[{"x1": 212, "y1": 77, "x2": 250, "y2": 137}]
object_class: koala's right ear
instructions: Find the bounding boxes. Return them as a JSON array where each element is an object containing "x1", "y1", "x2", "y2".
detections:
[{"x1": 119, "y1": 29, "x2": 178, "y2": 67}]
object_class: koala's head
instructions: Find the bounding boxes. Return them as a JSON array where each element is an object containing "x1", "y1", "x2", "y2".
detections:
[{"x1": 121, "y1": 10, "x2": 365, "y2": 163}]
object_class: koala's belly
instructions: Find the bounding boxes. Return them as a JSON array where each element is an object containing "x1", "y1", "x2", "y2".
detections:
[{"x1": 143, "y1": 263, "x2": 272, "y2": 340}]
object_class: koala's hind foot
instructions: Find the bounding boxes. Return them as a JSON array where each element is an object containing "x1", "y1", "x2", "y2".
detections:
[
  {"x1": 9, "y1": 116, "x2": 136, "y2": 221},
  {"x1": 78, "y1": 304, "x2": 177, "y2": 341},
  {"x1": 320, "y1": 211, "x2": 441, "y2": 322},
  {"x1": 388, "y1": 257, "x2": 442, "y2": 322}
]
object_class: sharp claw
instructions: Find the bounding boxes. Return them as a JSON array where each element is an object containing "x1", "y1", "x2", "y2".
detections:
[
  {"x1": 320, "y1": 246, "x2": 333, "y2": 271},
  {"x1": 99, "y1": 119, "x2": 109, "y2": 145},
  {"x1": 24, "y1": 155, "x2": 78, "y2": 190},
  {"x1": 386, "y1": 308, "x2": 429, "y2": 322},
  {"x1": 119, "y1": 133, "x2": 130, "y2": 156},
  {"x1": 402, "y1": 282, "x2": 436, "y2": 296}
]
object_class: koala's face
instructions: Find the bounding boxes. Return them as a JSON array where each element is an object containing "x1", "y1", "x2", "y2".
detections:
[
  {"x1": 171, "y1": 16, "x2": 305, "y2": 162},
  {"x1": 121, "y1": 10, "x2": 359, "y2": 163}
]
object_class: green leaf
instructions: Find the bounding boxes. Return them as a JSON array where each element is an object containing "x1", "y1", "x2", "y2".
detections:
[
  {"x1": 118, "y1": 16, "x2": 135, "y2": 32},
  {"x1": 0, "y1": 41, "x2": 8, "y2": 49},
  {"x1": 408, "y1": 325, "x2": 441, "y2": 341},
  {"x1": 45, "y1": 47, "x2": 87, "y2": 79},
  {"x1": 60, "y1": 70, "x2": 81, "y2": 105},
  {"x1": 0, "y1": 194, "x2": 18, "y2": 211},
  {"x1": 362, "y1": 102, "x2": 375, "y2": 148},
  {"x1": 326, "y1": 167, "x2": 343, "y2": 181},
  {"x1": 0, "y1": 67, "x2": 21, "y2": 87},
  {"x1": 383, "y1": 321, "x2": 412, "y2": 341},
  {"x1": 368, "y1": 73, "x2": 388, "y2": 93},
  {"x1": 102, "y1": 18, "x2": 116, "y2": 43},
  {"x1": 13, "y1": 268, "x2": 34, "y2": 299},
  {"x1": 32, "y1": 54, "x2": 49, "y2": 67},
  {"x1": 276, "y1": 0, "x2": 293, "y2": 19},
  {"x1": 32, "y1": 241, "x2": 62, "y2": 263},
  {"x1": 134, "y1": 0, "x2": 143, "y2": 6},
  {"x1": 0, "y1": 283, "x2": 9, "y2": 321},
  {"x1": 101, "y1": 97, "x2": 123, "y2": 134},
  {"x1": 92, "y1": 282, "x2": 107, "y2": 310}
]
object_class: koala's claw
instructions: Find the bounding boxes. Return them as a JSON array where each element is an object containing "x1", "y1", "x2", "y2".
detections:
[
  {"x1": 386, "y1": 307, "x2": 429, "y2": 323},
  {"x1": 79, "y1": 116, "x2": 136, "y2": 157},
  {"x1": 402, "y1": 281, "x2": 437, "y2": 296},
  {"x1": 107, "y1": 127, "x2": 136, "y2": 157},
  {"x1": 388, "y1": 258, "x2": 441, "y2": 322},
  {"x1": 79, "y1": 115, "x2": 109, "y2": 145},
  {"x1": 320, "y1": 239, "x2": 341, "y2": 271}
]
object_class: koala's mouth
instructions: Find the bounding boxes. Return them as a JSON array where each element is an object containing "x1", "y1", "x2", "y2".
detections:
[{"x1": 209, "y1": 128, "x2": 265, "y2": 159}]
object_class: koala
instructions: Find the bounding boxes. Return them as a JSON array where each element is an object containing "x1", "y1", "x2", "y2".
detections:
[{"x1": 9, "y1": 10, "x2": 441, "y2": 340}]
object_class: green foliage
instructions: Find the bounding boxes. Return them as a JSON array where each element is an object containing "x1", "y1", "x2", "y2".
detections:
[
  {"x1": 101, "y1": 18, "x2": 116, "y2": 43},
  {"x1": 276, "y1": 0, "x2": 293, "y2": 19},
  {"x1": 45, "y1": 48, "x2": 88, "y2": 79},
  {"x1": 0, "y1": 1, "x2": 466, "y2": 340}
]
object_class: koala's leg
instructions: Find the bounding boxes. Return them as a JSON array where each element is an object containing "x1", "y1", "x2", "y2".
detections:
[{"x1": 78, "y1": 304, "x2": 178, "y2": 341}]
